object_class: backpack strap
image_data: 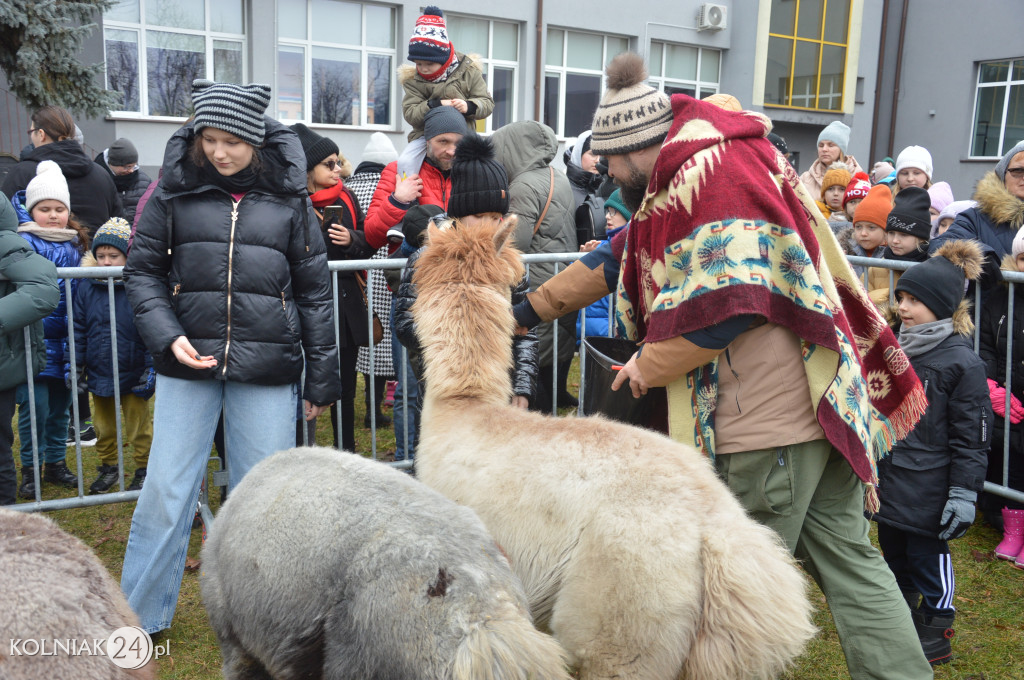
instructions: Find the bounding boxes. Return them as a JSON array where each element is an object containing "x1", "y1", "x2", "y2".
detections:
[{"x1": 533, "y1": 166, "x2": 555, "y2": 235}]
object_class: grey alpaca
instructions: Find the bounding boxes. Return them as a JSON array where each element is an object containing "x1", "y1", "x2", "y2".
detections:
[
  {"x1": 200, "y1": 446, "x2": 570, "y2": 680},
  {"x1": 0, "y1": 508, "x2": 155, "y2": 679}
]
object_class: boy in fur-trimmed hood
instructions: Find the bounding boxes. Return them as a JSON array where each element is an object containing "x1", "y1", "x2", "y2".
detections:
[{"x1": 875, "y1": 239, "x2": 990, "y2": 666}]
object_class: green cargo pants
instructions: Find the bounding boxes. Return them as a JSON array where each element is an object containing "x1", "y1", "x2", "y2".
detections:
[{"x1": 715, "y1": 439, "x2": 933, "y2": 680}]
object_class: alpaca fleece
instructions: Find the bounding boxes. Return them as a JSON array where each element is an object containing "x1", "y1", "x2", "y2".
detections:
[
  {"x1": 200, "y1": 446, "x2": 570, "y2": 680},
  {"x1": 411, "y1": 216, "x2": 817, "y2": 680}
]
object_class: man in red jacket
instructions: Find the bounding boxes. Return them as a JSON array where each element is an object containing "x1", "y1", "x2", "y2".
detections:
[{"x1": 364, "y1": 106, "x2": 466, "y2": 250}]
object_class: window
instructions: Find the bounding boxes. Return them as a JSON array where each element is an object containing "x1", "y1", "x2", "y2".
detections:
[
  {"x1": 764, "y1": 0, "x2": 850, "y2": 111},
  {"x1": 446, "y1": 15, "x2": 520, "y2": 132},
  {"x1": 277, "y1": 0, "x2": 397, "y2": 127},
  {"x1": 104, "y1": 0, "x2": 246, "y2": 116},
  {"x1": 544, "y1": 29, "x2": 629, "y2": 138},
  {"x1": 647, "y1": 41, "x2": 721, "y2": 99},
  {"x1": 970, "y1": 59, "x2": 1024, "y2": 158}
]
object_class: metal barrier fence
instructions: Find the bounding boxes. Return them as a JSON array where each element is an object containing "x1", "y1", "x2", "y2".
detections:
[{"x1": 5, "y1": 252, "x2": 1024, "y2": 514}]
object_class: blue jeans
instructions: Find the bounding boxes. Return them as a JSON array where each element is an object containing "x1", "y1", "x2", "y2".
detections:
[
  {"x1": 120, "y1": 375, "x2": 297, "y2": 633},
  {"x1": 390, "y1": 303, "x2": 419, "y2": 461},
  {"x1": 15, "y1": 378, "x2": 72, "y2": 467}
]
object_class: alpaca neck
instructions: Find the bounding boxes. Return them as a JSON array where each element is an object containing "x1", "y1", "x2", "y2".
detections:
[{"x1": 417, "y1": 283, "x2": 514, "y2": 406}]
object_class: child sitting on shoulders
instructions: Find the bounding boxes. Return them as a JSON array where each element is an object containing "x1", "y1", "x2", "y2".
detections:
[
  {"x1": 396, "y1": 6, "x2": 494, "y2": 177},
  {"x1": 71, "y1": 217, "x2": 154, "y2": 493},
  {"x1": 874, "y1": 239, "x2": 989, "y2": 666}
]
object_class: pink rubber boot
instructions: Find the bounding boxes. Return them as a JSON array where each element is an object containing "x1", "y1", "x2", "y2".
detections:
[{"x1": 994, "y1": 508, "x2": 1024, "y2": 560}]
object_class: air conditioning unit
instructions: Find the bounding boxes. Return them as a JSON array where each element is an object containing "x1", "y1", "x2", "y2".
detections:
[{"x1": 698, "y1": 3, "x2": 728, "y2": 31}]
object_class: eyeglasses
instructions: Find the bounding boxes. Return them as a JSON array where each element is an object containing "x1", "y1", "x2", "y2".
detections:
[
  {"x1": 1007, "y1": 167, "x2": 1024, "y2": 179},
  {"x1": 321, "y1": 160, "x2": 338, "y2": 170},
  {"x1": 26, "y1": 127, "x2": 37, "y2": 136}
]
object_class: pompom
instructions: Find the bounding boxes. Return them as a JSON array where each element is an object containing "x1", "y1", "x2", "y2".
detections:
[
  {"x1": 933, "y1": 239, "x2": 983, "y2": 282},
  {"x1": 423, "y1": 5, "x2": 443, "y2": 17},
  {"x1": 605, "y1": 52, "x2": 648, "y2": 91},
  {"x1": 826, "y1": 161, "x2": 848, "y2": 171},
  {"x1": 850, "y1": 171, "x2": 870, "y2": 183},
  {"x1": 36, "y1": 159, "x2": 61, "y2": 177},
  {"x1": 454, "y1": 134, "x2": 496, "y2": 163}
]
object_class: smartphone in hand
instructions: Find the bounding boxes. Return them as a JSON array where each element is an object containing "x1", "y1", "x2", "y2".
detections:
[{"x1": 322, "y1": 205, "x2": 345, "y2": 228}]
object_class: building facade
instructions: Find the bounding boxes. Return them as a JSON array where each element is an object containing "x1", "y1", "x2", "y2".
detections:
[{"x1": 0, "y1": 0, "x2": 1020, "y2": 200}]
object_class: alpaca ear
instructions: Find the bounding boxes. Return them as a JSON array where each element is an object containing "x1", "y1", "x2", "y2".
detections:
[
  {"x1": 494, "y1": 214, "x2": 518, "y2": 253},
  {"x1": 425, "y1": 220, "x2": 443, "y2": 244}
]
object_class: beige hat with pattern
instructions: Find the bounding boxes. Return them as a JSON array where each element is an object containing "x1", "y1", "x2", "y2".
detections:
[{"x1": 590, "y1": 53, "x2": 672, "y2": 156}]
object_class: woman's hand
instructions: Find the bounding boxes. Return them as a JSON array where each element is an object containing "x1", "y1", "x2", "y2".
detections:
[
  {"x1": 393, "y1": 172, "x2": 423, "y2": 204},
  {"x1": 170, "y1": 336, "x2": 218, "y2": 369},
  {"x1": 304, "y1": 400, "x2": 328, "y2": 421},
  {"x1": 328, "y1": 223, "x2": 352, "y2": 247}
]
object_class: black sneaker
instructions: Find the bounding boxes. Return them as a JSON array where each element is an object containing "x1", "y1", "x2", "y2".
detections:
[
  {"x1": 43, "y1": 461, "x2": 78, "y2": 488},
  {"x1": 18, "y1": 467, "x2": 36, "y2": 499},
  {"x1": 127, "y1": 467, "x2": 147, "y2": 491},
  {"x1": 89, "y1": 465, "x2": 121, "y2": 494},
  {"x1": 67, "y1": 423, "x2": 98, "y2": 447}
]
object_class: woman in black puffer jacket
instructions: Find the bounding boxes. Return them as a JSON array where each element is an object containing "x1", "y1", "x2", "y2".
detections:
[{"x1": 121, "y1": 80, "x2": 341, "y2": 636}]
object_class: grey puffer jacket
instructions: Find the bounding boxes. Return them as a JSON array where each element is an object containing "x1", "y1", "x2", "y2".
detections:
[
  {"x1": 491, "y1": 121, "x2": 577, "y2": 367},
  {"x1": 394, "y1": 244, "x2": 538, "y2": 402},
  {"x1": 124, "y1": 118, "x2": 341, "y2": 406}
]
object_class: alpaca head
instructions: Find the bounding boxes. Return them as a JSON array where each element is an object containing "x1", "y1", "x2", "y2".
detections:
[{"x1": 413, "y1": 213, "x2": 524, "y2": 294}]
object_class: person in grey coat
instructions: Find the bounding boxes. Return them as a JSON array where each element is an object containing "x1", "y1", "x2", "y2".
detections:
[
  {"x1": 491, "y1": 120, "x2": 577, "y2": 412},
  {"x1": 0, "y1": 193, "x2": 60, "y2": 505}
]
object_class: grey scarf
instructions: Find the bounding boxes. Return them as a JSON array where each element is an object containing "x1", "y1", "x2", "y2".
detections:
[{"x1": 898, "y1": 319, "x2": 954, "y2": 357}]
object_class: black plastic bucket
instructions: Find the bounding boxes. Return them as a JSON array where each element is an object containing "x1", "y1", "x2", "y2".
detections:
[{"x1": 581, "y1": 337, "x2": 668, "y2": 434}]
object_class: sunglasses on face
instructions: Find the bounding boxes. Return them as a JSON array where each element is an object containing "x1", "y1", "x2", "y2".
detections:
[{"x1": 321, "y1": 160, "x2": 338, "y2": 170}]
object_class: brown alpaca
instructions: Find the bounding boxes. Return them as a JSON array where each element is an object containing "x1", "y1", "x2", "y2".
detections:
[{"x1": 412, "y1": 215, "x2": 817, "y2": 680}]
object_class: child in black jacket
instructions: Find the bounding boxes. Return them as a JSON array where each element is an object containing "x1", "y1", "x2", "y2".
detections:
[{"x1": 874, "y1": 239, "x2": 990, "y2": 666}]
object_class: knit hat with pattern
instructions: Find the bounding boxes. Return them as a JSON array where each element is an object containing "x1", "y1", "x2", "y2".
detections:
[
  {"x1": 289, "y1": 123, "x2": 340, "y2": 172},
  {"x1": 591, "y1": 53, "x2": 672, "y2": 156},
  {"x1": 843, "y1": 172, "x2": 871, "y2": 207},
  {"x1": 92, "y1": 217, "x2": 132, "y2": 256},
  {"x1": 191, "y1": 79, "x2": 271, "y2": 146},
  {"x1": 852, "y1": 184, "x2": 892, "y2": 228},
  {"x1": 447, "y1": 134, "x2": 508, "y2": 219},
  {"x1": 408, "y1": 6, "x2": 452, "y2": 64},
  {"x1": 25, "y1": 160, "x2": 70, "y2": 212}
]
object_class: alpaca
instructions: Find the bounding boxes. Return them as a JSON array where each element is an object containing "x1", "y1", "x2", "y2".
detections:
[
  {"x1": 411, "y1": 216, "x2": 818, "y2": 680},
  {"x1": 200, "y1": 446, "x2": 571, "y2": 680},
  {"x1": 0, "y1": 508, "x2": 155, "y2": 680}
]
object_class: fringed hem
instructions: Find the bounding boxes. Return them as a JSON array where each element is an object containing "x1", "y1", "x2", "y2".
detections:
[
  {"x1": 864, "y1": 484, "x2": 880, "y2": 514},
  {"x1": 883, "y1": 385, "x2": 929, "y2": 443}
]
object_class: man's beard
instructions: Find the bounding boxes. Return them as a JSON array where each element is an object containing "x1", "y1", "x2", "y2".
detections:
[
  {"x1": 617, "y1": 163, "x2": 650, "y2": 213},
  {"x1": 426, "y1": 148, "x2": 452, "y2": 171}
]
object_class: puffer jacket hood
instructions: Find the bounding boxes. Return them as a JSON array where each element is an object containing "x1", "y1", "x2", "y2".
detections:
[
  {"x1": 491, "y1": 120, "x2": 558, "y2": 179},
  {"x1": 160, "y1": 116, "x2": 309, "y2": 199},
  {"x1": 20, "y1": 140, "x2": 96, "y2": 180},
  {"x1": 973, "y1": 171, "x2": 1024, "y2": 230}
]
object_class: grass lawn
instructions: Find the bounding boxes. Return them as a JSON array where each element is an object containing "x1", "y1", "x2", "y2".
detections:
[{"x1": 12, "y1": 366, "x2": 1024, "y2": 679}]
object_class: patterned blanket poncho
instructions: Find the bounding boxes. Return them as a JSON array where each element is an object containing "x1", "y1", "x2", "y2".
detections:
[{"x1": 614, "y1": 95, "x2": 926, "y2": 505}]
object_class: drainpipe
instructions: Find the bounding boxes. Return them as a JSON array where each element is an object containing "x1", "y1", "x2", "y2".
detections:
[
  {"x1": 886, "y1": 0, "x2": 910, "y2": 159},
  {"x1": 534, "y1": 0, "x2": 544, "y2": 121},
  {"x1": 869, "y1": 0, "x2": 889, "y2": 161}
]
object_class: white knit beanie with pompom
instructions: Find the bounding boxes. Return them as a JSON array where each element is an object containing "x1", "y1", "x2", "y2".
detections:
[{"x1": 25, "y1": 160, "x2": 71, "y2": 212}]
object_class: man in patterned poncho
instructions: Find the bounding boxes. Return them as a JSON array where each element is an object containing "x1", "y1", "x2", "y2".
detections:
[{"x1": 513, "y1": 53, "x2": 934, "y2": 679}]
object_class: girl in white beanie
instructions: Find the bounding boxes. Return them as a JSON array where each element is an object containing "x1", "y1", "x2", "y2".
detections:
[
  {"x1": 12, "y1": 160, "x2": 89, "y2": 498},
  {"x1": 895, "y1": 145, "x2": 934, "y2": 194}
]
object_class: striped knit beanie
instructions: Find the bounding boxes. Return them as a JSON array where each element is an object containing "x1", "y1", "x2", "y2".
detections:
[
  {"x1": 591, "y1": 53, "x2": 672, "y2": 156},
  {"x1": 92, "y1": 217, "x2": 132, "y2": 256},
  {"x1": 408, "y1": 6, "x2": 452, "y2": 64},
  {"x1": 191, "y1": 79, "x2": 271, "y2": 146}
]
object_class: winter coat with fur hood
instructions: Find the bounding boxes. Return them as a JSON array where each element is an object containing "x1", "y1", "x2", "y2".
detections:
[
  {"x1": 875, "y1": 298, "x2": 990, "y2": 538},
  {"x1": 124, "y1": 117, "x2": 342, "y2": 406},
  {"x1": 400, "y1": 53, "x2": 494, "y2": 141},
  {"x1": 930, "y1": 171, "x2": 1024, "y2": 287}
]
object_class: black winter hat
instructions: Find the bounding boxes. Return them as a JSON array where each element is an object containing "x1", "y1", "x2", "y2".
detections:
[
  {"x1": 447, "y1": 134, "x2": 509, "y2": 219},
  {"x1": 289, "y1": 123, "x2": 340, "y2": 172},
  {"x1": 895, "y1": 240, "x2": 983, "y2": 320},
  {"x1": 402, "y1": 203, "x2": 445, "y2": 247},
  {"x1": 886, "y1": 186, "x2": 932, "y2": 241},
  {"x1": 107, "y1": 138, "x2": 138, "y2": 166}
]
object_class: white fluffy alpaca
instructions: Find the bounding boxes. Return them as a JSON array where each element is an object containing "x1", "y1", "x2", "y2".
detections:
[
  {"x1": 0, "y1": 508, "x2": 155, "y2": 680},
  {"x1": 411, "y1": 216, "x2": 817, "y2": 680},
  {"x1": 201, "y1": 446, "x2": 571, "y2": 680}
]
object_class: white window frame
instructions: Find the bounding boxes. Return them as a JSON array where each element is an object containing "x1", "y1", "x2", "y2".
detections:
[
  {"x1": 446, "y1": 14, "x2": 520, "y2": 133},
  {"x1": 647, "y1": 40, "x2": 721, "y2": 99},
  {"x1": 276, "y1": 1, "x2": 397, "y2": 129},
  {"x1": 103, "y1": 0, "x2": 247, "y2": 119},
  {"x1": 544, "y1": 29, "x2": 630, "y2": 139},
  {"x1": 969, "y1": 58, "x2": 1024, "y2": 160}
]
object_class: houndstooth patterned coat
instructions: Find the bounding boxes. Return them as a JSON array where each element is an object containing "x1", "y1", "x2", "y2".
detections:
[{"x1": 349, "y1": 167, "x2": 395, "y2": 377}]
